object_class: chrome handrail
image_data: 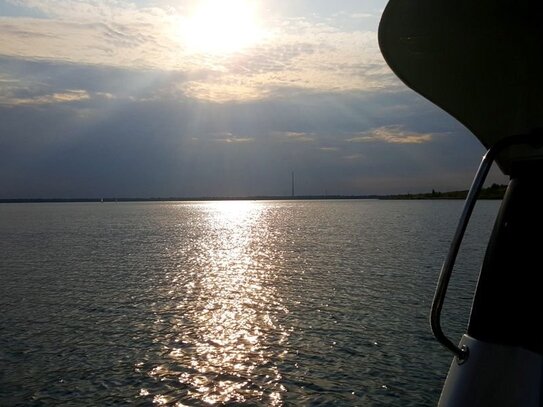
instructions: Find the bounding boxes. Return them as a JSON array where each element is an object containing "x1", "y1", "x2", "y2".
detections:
[{"x1": 430, "y1": 134, "x2": 543, "y2": 362}]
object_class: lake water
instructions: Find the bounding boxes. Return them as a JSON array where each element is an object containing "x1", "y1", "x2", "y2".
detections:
[{"x1": 0, "y1": 200, "x2": 500, "y2": 406}]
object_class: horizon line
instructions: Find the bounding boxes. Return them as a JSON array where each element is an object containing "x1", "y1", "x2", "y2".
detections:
[
  {"x1": 0, "y1": 185, "x2": 507, "y2": 204},
  {"x1": 0, "y1": 194, "x2": 382, "y2": 204}
]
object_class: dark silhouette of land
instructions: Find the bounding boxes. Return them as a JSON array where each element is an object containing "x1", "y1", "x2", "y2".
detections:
[
  {"x1": 380, "y1": 183, "x2": 507, "y2": 200},
  {"x1": 0, "y1": 184, "x2": 507, "y2": 203}
]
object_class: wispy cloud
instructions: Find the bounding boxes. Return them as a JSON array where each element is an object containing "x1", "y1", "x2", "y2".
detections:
[
  {"x1": 207, "y1": 132, "x2": 254, "y2": 144},
  {"x1": 272, "y1": 131, "x2": 315, "y2": 143},
  {"x1": 0, "y1": 88, "x2": 91, "y2": 106},
  {"x1": 215, "y1": 137, "x2": 254, "y2": 144},
  {"x1": 347, "y1": 126, "x2": 434, "y2": 144},
  {"x1": 319, "y1": 146, "x2": 339, "y2": 152},
  {"x1": 0, "y1": 1, "x2": 396, "y2": 102},
  {"x1": 0, "y1": 17, "x2": 175, "y2": 69}
]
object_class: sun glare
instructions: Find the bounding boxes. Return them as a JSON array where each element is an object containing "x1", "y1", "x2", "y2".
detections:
[{"x1": 181, "y1": 0, "x2": 265, "y2": 55}]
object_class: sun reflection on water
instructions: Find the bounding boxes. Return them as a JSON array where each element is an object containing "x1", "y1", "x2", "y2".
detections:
[{"x1": 147, "y1": 201, "x2": 289, "y2": 405}]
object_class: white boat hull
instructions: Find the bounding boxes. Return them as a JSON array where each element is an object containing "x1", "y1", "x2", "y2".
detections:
[{"x1": 439, "y1": 335, "x2": 543, "y2": 406}]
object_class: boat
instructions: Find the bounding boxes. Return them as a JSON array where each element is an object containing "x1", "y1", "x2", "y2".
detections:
[{"x1": 378, "y1": 1, "x2": 543, "y2": 405}]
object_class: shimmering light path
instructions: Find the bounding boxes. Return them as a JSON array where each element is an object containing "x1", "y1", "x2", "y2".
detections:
[{"x1": 148, "y1": 202, "x2": 289, "y2": 404}]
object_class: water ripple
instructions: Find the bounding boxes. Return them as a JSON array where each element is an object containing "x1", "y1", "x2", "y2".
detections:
[{"x1": 0, "y1": 200, "x2": 499, "y2": 405}]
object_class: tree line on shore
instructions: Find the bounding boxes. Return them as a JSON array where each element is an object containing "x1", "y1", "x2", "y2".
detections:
[{"x1": 382, "y1": 183, "x2": 507, "y2": 200}]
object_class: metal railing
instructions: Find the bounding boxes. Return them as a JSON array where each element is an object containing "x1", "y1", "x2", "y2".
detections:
[{"x1": 430, "y1": 134, "x2": 543, "y2": 362}]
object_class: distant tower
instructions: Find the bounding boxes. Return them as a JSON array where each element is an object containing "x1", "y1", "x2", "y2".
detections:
[{"x1": 291, "y1": 171, "x2": 295, "y2": 197}]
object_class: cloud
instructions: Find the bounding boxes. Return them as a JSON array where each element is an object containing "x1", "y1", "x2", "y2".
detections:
[
  {"x1": 0, "y1": 17, "x2": 176, "y2": 69},
  {"x1": 215, "y1": 137, "x2": 254, "y2": 144},
  {"x1": 0, "y1": 1, "x2": 397, "y2": 102},
  {"x1": 347, "y1": 126, "x2": 434, "y2": 144},
  {"x1": 2, "y1": 3, "x2": 501, "y2": 198},
  {"x1": 0, "y1": 68, "x2": 97, "y2": 106},
  {"x1": 0, "y1": 78, "x2": 498, "y2": 199},
  {"x1": 0, "y1": 57, "x2": 193, "y2": 107},
  {"x1": 178, "y1": 23, "x2": 396, "y2": 101},
  {"x1": 272, "y1": 131, "x2": 315, "y2": 143},
  {"x1": 1, "y1": 89, "x2": 91, "y2": 105}
]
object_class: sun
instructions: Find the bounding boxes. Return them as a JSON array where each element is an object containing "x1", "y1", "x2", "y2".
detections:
[{"x1": 181, "y1": 0, "x2": 265, "y2": 55}]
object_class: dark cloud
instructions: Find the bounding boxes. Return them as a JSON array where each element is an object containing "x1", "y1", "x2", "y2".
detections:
[
  {"x1": 0, "y1": 57, "x2": 188, "y2": 101},
  {"x1": 0, "y1": 59, "x2": 504, "y2": 198}
]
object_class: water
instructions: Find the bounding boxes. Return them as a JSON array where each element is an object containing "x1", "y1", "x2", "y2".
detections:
[{"x1": 0, "y1": 200, "x2": 500, "y2": 406}]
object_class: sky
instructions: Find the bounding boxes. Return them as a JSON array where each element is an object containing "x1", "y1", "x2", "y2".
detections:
[{"x1": 0, "y1": 0, "x2": 506, "y2": 198}]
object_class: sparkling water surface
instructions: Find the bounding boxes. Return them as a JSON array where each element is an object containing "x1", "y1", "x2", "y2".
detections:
[{"x1": 0, "y1": 200, "x2": 500, "y2": 406}]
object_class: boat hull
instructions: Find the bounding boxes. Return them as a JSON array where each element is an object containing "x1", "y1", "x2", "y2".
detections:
[{"x1": 439, "y1": 335, "x2": 543, "y2": 406}]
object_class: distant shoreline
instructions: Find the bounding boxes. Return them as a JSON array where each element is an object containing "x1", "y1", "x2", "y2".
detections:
[
  {"x1": 0, "y1": 185, "x2": 507, "y2": 203},
  {"x1": 0, "y1": 195, "x2": 378, "y2": 203}
]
